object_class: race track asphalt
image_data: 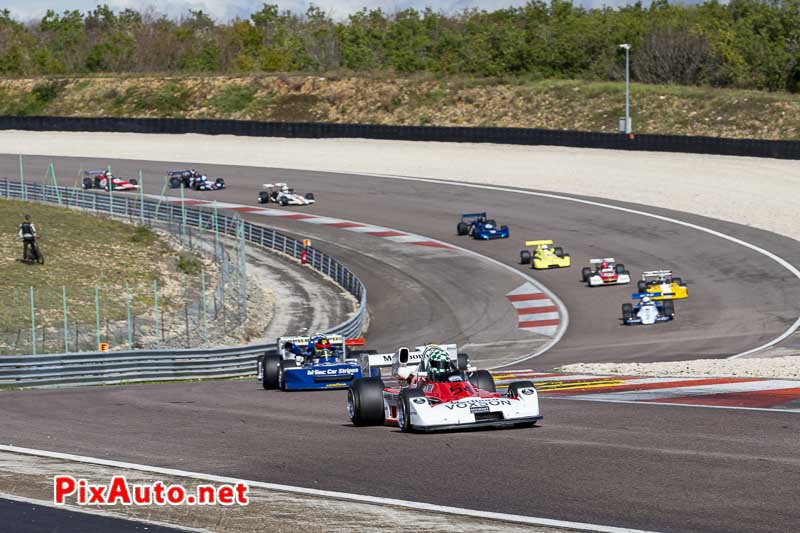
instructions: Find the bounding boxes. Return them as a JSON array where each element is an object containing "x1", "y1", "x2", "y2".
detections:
[{"x1": 1, "y1": 154, "x2": 799, "y2": 532}]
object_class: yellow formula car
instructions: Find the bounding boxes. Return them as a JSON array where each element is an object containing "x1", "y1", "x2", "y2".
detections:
[
  {"x1": 519, "y1": 240, "x2": 571, "y2": 269},
  {"x1": 637, "y1": 270, "x2": 688, "y2": 300}
]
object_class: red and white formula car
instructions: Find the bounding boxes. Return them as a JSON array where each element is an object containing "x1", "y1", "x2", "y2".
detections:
[
  {"x1": 581, "y1": 258, "x2": 631, "y2": 287},
  {"x1": 81, "y1": 170, "x2": 139, "y2": 191},
  {"x1": 347, "y1": 344, "x2": 542, "y2": 432}
]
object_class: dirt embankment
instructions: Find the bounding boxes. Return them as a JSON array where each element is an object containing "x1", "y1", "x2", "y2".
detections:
[{"x1": 2, "y1": 75, "x2": 799, "y2": 140}]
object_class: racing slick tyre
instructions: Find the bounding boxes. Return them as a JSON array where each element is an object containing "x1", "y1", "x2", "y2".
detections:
[
  {"x1": 258, "y1": 191, "x2": 270, "y2": 204},
  {"x1": 82, "y1": 177, "x2": 94, "y2": 190},
  {"x1": 169, "y1": 177, "x2": 182, "y2": 189},
  {"x1": 672, "y1": 277, "x2": 683, "y2": 286},
  {"x1": 622, "y1": 303, "x2": 634, "y2": 322},
  {"x1": 615, "y1": 264, "x2": 626, "y2": 274},
  {"x1": 469, "y1": 369, "x2": 496, "y2": 393},
  {"x1": 278, "y1": 359, "x2": 300, "y2": 391},
  {"x1": 280, "y1": 197, "x2": 289, "y2": 206},
  {"x1": 216, "y1": 178, "x2": 225, "y2": 188},
  {"x1": 457, "y1": 353, "x2": 470, "y2": 371},
  {"x1": 520, "y1": 250, "x2": 532, "y2": 265},
  {"x1": 581, "y1": 266, "x2": 592, "y2": 282},
  {"x1": 305, "y1": 192, "x2": 315, "y2": 200},
  {"x1": 98, "y1": 178, "x2": 109, "y2": 190},
  {"x1": 554, "y1": 247, "x2": 564, "y2": 258},
  {"x1": 457, "y1": 222, "x2": 469, "y2": 236},
  {"x1": 348, "y1": 377, "x2": 386, "y2": 427},
  {"x1": 637, "y1": 280, "x2": 647, "y2": 292},
  {"x1": 261, "y1": 353, "x2": 281, "y2": 390},
  {"x1": 129, "y1": 178, "x2": 138, "y2": 186},
  {"x1": 507, "y1": 380, "x2": 536, "y2": 399},
  {"x1": 398, "y1": 388, "x2": 426, "y2": 433},
  {"x1": 663, "y1": 300, "x2": 675, "y2": 317}
]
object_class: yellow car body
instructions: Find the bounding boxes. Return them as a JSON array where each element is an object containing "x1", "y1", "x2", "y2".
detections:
[
  {"x1": 639, "y1": 270, "x2": 688, "y2": 300},
  {"x1": 521, "y1": 240, "x2": 571, "y2": 269}
]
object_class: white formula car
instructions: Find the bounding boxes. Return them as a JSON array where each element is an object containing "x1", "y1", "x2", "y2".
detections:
[
  {"x1": 581, "y1": 258, "x2": 631, "y2": 286},
  {"x1": 258, "y1": 183, "x2": 315, "y2": 206},
  {"x1": 347, "y1": 344, "x2": 542, "y2": 432}
]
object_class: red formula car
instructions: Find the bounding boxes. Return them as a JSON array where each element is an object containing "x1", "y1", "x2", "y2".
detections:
[{"x1": 81, "y1": 170, "x2": 139, "y2": 191}]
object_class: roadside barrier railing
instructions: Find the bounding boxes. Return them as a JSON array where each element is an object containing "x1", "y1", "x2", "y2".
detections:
[{"x1": 0, "y1": 179, "x2": 367, "y2": 388}]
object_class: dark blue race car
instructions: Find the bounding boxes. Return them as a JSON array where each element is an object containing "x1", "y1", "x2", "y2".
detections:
[
  {"x1": 257, "y1": 334, "x2": 376, "y2": 391},
  {"x1": 457, "y1": 212, "x2": 509, "y2": 240}
]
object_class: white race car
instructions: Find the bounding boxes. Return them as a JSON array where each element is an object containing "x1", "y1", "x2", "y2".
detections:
[
  {"x1": 581, "y1": 258, "x2": 631, "y2": 286},
  {"x1": 259, "y1": 183, "x2": 315, "y2": 206},
  {"x1": 347, "y1": 344, "x2": 542, "y2": 432}
]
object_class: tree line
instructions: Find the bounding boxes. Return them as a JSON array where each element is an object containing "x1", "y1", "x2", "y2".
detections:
[{"x1": 1, "y1": 1, "x2": 798, "y2": 92}]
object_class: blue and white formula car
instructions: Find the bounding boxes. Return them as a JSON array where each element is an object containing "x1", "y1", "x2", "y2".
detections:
[
  {"x1": 456, "y1": 212, "x2": 509, "y2": 240},
  {"x1": 257, "y1": 334, "x2": 375, "y2": 391},
  {"x1": 622, "y1": 293, "x2": 675, "y2": 325}
]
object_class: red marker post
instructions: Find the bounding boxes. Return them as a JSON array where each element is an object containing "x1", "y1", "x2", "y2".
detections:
[{"x1": 301, "y1": 239, "x2": 311, "y2": 265}]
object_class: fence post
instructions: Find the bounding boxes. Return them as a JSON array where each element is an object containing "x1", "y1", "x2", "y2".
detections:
[
  {"x1": 180, "y1": 184, "x2": 187, "y2": 241},
  {"x1": 200, "y1": 271, "x2": 208, "y2": 345},
  {"x1": 238, "y1": 220, "x2": 248, "y2": 321},
  {"x1": 49, "y1": 163, "x2": 62, "y2": 206},
  {"x1": 62, "y1": 286, "x2": 69, "y2": 353},
  {"x1": 125, "y1": 281, "x2": 133, "y2": 350},
  {"x1": 94, "y1": 286, "x2": 101, "y2": 351},
  {"x1": 19, "y1": 154, "x2": 26, "y2": 201},
  {"x1": 29, "y1": 287, "x2": 36, "y2": 355},
  {"x1": 213, "y1": 202, "x2": 220, "y2": 258},
  {"x1": 153, "y1": 280, "x2": 160, "y2": 350},
  {"x1": 138, "y1": 171, "x2": 145, "y2": 225},
  {"x1": 107, "y1": 165, "x2": 114, "y2": 217},
  {"x1": 184, "y1": 305, "x2": 190, "y2": 348}
]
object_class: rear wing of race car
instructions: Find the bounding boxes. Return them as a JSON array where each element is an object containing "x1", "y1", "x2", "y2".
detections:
[
  {"x1": 642, "y1": 270, "x2": 672, "y2": 279},
  {"x1": 525, "y1": 240, "x2": 554, "y2": 247},
  {"x1": 263, "y1": 182, "x2": 288, "y2": 189},
  {"x1": 590, "y1": 258, "x2": 616, "y2": 264},
  {"x1": 461, "y1": 212, "x2": 487, "y2": 221},
  {"x1": 277, "y1": 334, "x2": 345, "y2": 358},
  {"x1": 360, "y1": 344, "x2": 458, "y2": 371}
]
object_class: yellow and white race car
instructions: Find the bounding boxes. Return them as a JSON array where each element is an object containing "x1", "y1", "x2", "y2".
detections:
[
  {"x1": 637, "y1": 270, "x2": 688, "y2": 300},
  {"x1": 519, "y1": 240, "x2": 571, "y2": 269}
]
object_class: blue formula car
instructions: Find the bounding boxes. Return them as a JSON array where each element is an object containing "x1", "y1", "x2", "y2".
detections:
[
  {"x1": 456, "y1": 212, "x2": 509, "y2": 240},
  {"x1": 257, "y1": 334, "x2": 376, "y2": 391},
  {"x1": 622, "y1": 293, "x2": 675, "y2": 325}
]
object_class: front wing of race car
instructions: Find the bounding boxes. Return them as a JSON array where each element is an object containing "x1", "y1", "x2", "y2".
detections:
[
  {"x1": 588, "y1": 273, "x2": 631, "y2": 286},
  {"x1": 283, "y1": 362, "x2": 362, "y2": 390},
  {"x1": 474, "y1": 226, "x2": 509, "y2": 240},
  {"x1": 397, "y1": 390, "x2": 542, "y2": 431}
]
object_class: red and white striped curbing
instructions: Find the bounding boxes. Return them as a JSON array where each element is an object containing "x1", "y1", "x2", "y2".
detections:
[
  {"x1": 154, "y1": 196, "x2": 453, "y2": 250},
  {"x1": 505, "y1": 282, "x2": 561, "y2": 337}
]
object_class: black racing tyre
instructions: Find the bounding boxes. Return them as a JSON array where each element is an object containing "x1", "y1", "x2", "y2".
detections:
[
  {"x1": 672, "y1": 277, "x2": 683, "y2": 286},
  {"x1": 129, "y1": 178, "x2": 138, "y2": 186},
  {"x1": 457, "y1": 353, "x2": 470, "y2": 371},
  {"x1": 469, "y1": 369, "x2": 496, "y2": 393},
  {"x1": 82, "y1": 177, "x2": 94, "y2": 189},
  {"x1": 554, "y1": 247, "x2": 564, "y2": 258},
  {"x1": 622, "y1": 303, "x2": 634, "y2": 321},
  {"x1": 615, "y1": 264, "x2": 626, "y2": 274},
  {"x1": 520, "y1": 250, "x2": 532, "y2": 265},
  {"x1": 192, "y1": 180, "x2": 202, "y2": 191},
  {"x1": 348, "y1": 377, "x2": 386, "y2": 427},
  {"x1": 507, "y1": 380, "x2": 536, "y2": 399},
  {"x1": 261, "y1": 353, "x2": 281, "y2": 390},
  {"x1": 169, "y1": 177, "x2": 182, "y2": 189},
  {"x1": 278, "y1": 359, "x2": 299, "y2": 391},
  {"x1": 216, "y1": 178, "x2": 225, "y2": 187},
  {"x1": 663, "y1": 300, "x2": 675, "y2": 317},
  {"x1": 258, "y1": 191, "x2": 270, "y2": 204},
  {"x1": 581, "y1": 266, "x2": 591, "y2": 282},
  {"x1": 280, "y1": 197, "x2": 288, "y2": 206},
  {"x1": 456, "y1": 222, "x2": 469, "y2": 236},
  {"x1": 637, "y1": 280, "x2": 647, "y2": 292},
  {"x1": 305, "y1": 192, "x2": 315, "y2": 200},
  {"x1": 398, "y1": 388, "x2": 426, "y2": 432}
]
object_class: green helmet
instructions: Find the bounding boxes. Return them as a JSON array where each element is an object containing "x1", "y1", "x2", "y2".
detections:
[{"x1": 426, "y1": 346, "x2": 452, "y2": 375}]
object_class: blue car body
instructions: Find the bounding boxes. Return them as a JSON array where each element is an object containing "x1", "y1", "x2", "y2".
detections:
[
  {"x1": 623, "y1": 293, "x2": 675, "y2": 325},
  {"x1": 458, "y1": 212, "x2": 509, "y2": 240}
]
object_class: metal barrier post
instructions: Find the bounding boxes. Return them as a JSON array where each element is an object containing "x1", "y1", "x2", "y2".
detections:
[
  {"x1": 94, "y1": 286, "x2": 101, "y2": 351},
  {"x1": 62, "y1": 286, "x2": 69, "y2": 353},
  {"x1": 125, "y1": 282, "x2": 133, "y2": 349},
  {"x1": 29, "y1": 287, "x2": 36, "y2": 355},
  {"x1": 138, "y1": 171, "x2": 145, "y2": 224},
  {"x1": 107, "y1": 165, "x2": 114, "y2": 217},
  {"x1": 201, "y1": 271, "x2": 208, "y2": 345},
  {"x1": 153, "y1": 280, "x2": 160, "y2": 350},
  {"x1": 48, "y1": 163, "x2": 62, "y2": 206},
  {"x1": 19, "y1": 154, "x2": 26, "y2": 201},
  {"x1": 180, "y1": 184, "x2": 187, "y2": 240}
]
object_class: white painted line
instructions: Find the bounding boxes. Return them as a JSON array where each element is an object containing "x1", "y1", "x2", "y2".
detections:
[
  {"x1": 567, "y1": 379, "x2": 799, "y2": 402},
  {"x1": 0, "y1": 445, "x2": 656, "y2": 533},
  {"x1": 551, "y1": 396, "x2": 800, "y2": 414},
  {"x1": 360, "y1": 172, "x2": 800, "y2": 359},
  {"x1": 506, "y1": 282, "x2": 542, "y2": 296},
  {"x1": 0, "y1": 491, "x2": 212, "y2": 533}
]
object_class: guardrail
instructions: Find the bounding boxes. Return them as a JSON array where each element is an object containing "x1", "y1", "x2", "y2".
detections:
[
  {"x1": 1, "y1": 115, "x2": 799, "y2": 160},
  {"x1": 0, "y1": 180, "x2": 367, "y2": 388}
]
